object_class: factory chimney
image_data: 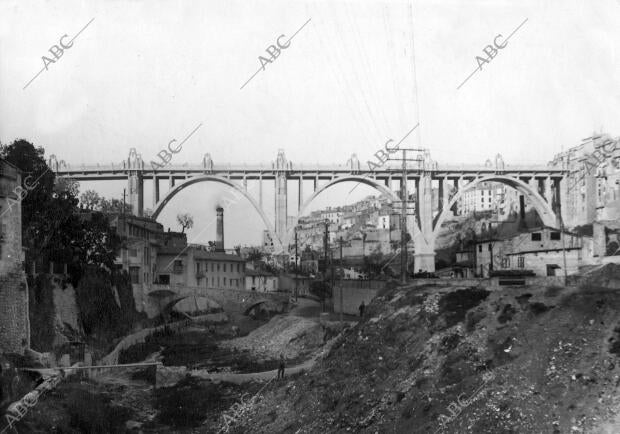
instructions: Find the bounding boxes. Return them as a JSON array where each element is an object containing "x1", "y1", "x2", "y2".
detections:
[{"x1": 216, "y1": 207, "x2": 224, "y2": 252}]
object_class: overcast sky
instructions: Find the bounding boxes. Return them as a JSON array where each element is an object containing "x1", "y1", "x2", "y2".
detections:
[{"x1": 1, "y1": 0, "x2": 619, "y2": 247}]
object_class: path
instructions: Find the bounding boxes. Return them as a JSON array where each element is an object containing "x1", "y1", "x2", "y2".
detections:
[{"x1": 188, "y1": 335, "x2": 340, "y2": 385}]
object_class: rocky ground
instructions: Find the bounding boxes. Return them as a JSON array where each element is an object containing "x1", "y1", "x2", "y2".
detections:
[{"x1": 233, "y1": 265, "x2": 620, "y2": 433}]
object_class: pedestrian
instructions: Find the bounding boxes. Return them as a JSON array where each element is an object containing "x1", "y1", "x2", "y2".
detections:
[
  {"x1": 359, "y1": 300, "x2": 365, "y2": 317},
  {"x1": 277, "y1": 354, "x2": 285, "y2": 380}
]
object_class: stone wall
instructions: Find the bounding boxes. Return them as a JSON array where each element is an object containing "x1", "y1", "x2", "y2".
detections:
[
  {"x1": 0, "y1": 267, "x2": 30, "y2": 354},
  {"x1": 0, "y1": 161, "x2": 30, "y2": 355}
]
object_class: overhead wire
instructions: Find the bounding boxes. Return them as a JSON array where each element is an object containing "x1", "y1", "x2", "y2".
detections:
[{"x1": 307, "y1": 2, "x2": 378, "y2": 152}]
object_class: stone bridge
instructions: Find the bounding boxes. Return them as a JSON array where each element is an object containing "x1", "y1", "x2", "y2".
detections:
[{"x1": 147, "y1": 284, "x2": 290, "y2": 316}]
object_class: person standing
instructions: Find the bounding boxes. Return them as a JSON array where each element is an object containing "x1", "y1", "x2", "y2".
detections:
[
  {"x1": 277, "y1": 354, "x2": 285, "y2": 380},
  {"x1": 359, "y1": 300, "x2": 365, "y2": 317}
]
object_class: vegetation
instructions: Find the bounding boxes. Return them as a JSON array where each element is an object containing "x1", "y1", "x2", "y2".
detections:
[
  {"x1": 176, "y1": 212, "x2": 194, "y2": 233},
  {"x1": 1, "y1": 140, "x2": 121, "y2": 280}
]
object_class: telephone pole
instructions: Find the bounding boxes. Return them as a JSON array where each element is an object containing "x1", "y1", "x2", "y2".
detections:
[
  {"x1": 294, "y1": 228, "x2": 299, "y2": 301},
  {"x1": 322, "y1": 219, "x2": 330, "y2": 312},
  {"x1": 122, "y1": 188, "x2": 128, "y2": 271},
  {"x1": 387, "y1": 147, "x2": 425, "y2": 284},
  {"x1": 339, "y1": 236, "x2": 344, "y2": 327},
  {"x1": 400, "y1": 150, "x2": 408, "y2": 284}
]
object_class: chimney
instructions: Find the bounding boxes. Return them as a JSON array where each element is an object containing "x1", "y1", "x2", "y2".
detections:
[{"x1": 216, "y1": 207, "x2": 224, "y2": 252}]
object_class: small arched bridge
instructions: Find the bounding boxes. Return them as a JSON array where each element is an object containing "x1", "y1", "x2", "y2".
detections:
[{"x1": 148, "y1": 284, "x2": 289, "y2": 316}]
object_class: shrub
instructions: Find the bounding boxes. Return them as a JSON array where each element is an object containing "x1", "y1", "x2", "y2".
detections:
[{"x1": 67, "y1": 388, "x2": 131, "y2": 433}]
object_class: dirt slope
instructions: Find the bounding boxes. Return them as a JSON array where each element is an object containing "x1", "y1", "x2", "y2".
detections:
[{"x1": 237, "y1": 272, "x2": 620, "y2": 433}]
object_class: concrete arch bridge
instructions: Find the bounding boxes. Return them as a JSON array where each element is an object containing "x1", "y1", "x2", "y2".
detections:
[{"x1": 52, "y1": 149, "x2": 567, "y2": 271}]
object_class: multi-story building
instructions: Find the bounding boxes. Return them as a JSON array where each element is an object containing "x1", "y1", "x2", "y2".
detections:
[
  {"x1": 155, "y1": 246, "x2": 246, "y2": 289},
  {"x1": 455, "y1": 181, "x2": 523, "y2": 222},
  {"x1": 474, "y1": 227, "x2": 593, "y2": 277},
  {"x1": 245, "y1": 268, "x2": 278, "y2": 292},
  {"x1": 0, "y1": 159, "x2": 30, "y2": 354},
  {"x1": 110, "y1": 214, "x2": 166, "y2": 285}
]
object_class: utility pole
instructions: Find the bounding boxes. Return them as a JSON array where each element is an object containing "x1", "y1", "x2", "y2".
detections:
[
  {"x1": 323, "y1": 219, "x2": 330, "y2": 312},
  {"x1": 294, "y1": 227, "x2": 298, "y2": 301},
  {"x1": 330, "y1": 249, "x2": 335, "y2": 304},
  {"x1": 122, "y1": 188, "x2": 128, "y2": 272},
  {"x1": 339, "y1": 236, "x2": 344, "y2": 328},
  {"x1": 400, "y1": 149, "x2": 408, "y2": 284}
]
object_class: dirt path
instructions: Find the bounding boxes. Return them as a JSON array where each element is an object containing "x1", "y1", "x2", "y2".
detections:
[{"x1": 189, "y1": 336, "x2": 339, "y2": 385}]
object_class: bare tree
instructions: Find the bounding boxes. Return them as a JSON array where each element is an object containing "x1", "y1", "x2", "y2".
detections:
[{"x1": 176, "y1": 213, "x2": 194, "y2": 234}]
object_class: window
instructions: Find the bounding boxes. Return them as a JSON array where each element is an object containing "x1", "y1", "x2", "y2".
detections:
[
  {"x1": 488, "y1": 243, "x2": 492, "y2": 251},
  {"x1": 217, "y1": 263, "x2": 220, "y2": 271},
  {"x1": 478, "y1": 245, "x2": 482, "y2": 252},
  {"x1": 223, "y1": 277, "x2": 227, "y2": 286},
  {"x1": 211, "y1": 276, "x2": 214, "y2": 287},
  {"x1": 129, "y1": 248, "x2": 138, "y2": 257},
  {"x1": 224, "y1": 263, "x2": 227, "y2": 272},
  {"x1": 217, "y1": 277, "x2": 220, "y2": 286},
  {"x1": 531, "y1": 233, "x2": 542, "y2": 241},
  {"x1": 501, "y1": 257, "x2": 510, "y2": 268},
  {"x1": 518, "y1": 256, "x2": 525, "y2": 268},
  {"x1": 173, "y1": 260, "x2": 183, "y2": 274},
  {"x1": 158, "y1": 274, "x2": 170, "y2": 285},
  {"x1": 211, "y1": 263, "x2": 214, "y2": 272},
  {"x1": 237, "y1": 263, "x2": 240, "y2": 272},
  {"x1": 550, "y1": 232, "x2": 561, "y2": 240},
  {"x1": 129, "y1": 267, "x2": 140, "y2": 284}
]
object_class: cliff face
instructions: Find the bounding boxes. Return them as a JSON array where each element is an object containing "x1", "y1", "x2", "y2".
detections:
[{"x1": 241, "y1": 272, "x2": 620, "y2": 433}]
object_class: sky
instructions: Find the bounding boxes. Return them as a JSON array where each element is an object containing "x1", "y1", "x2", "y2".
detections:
[{"x1": 1, "y1": 0, "x2": 619, "y2": 247}]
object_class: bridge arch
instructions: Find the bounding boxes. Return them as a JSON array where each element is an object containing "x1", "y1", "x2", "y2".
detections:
[
  {"x1": 284, "y1": 175, "x2": 409, "y2": 246},
  {"x1": 431, "y1": 175, "x2": 558, "y2": 240},
  {"x1": 151, "y1": 175, "x2": 281, "y2": 251}
]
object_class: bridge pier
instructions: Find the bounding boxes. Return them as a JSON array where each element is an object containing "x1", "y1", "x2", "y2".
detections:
[
  {"x1": 274, "y1": 150, "x2": 288, "y2": 247},
  {"x1": 414, "y1": 174, "x2": 435, "y2": 272},
  {"x1": 259, "y1": 175, "x2": 263, "y2": 208},
  {"x1": 128, "y1": 172, "x2": 144, "y2": 216},
  {"x1": 298, "y1": 176, "x2": 303, "y2": 213},
  {"x1": 153, "y1": 175, "x2": 159, "y2": 205}
]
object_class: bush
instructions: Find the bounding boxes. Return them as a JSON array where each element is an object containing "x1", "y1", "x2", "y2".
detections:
[
  {"x1": 75, "y1": 267, "x2": 122, "y2": 336},
  {"x1": 27, "y1": 274, "x2": 56, "y2": 352},
  {"x1": 67, "y1": 388, "x2": 132, "y2": 433}
]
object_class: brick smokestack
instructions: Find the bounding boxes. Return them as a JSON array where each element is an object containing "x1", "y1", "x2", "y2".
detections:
[{"x1": 216, "y1": 206, "x2": 224, "y2": 252}]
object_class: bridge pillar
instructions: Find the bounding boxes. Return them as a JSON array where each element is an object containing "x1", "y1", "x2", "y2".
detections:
[
  {"x1": 243, "y1": 176, "x2": 247, "y2": 191},
  {"x1": 544, "y1": 176, "x2": 553, "y2": 207},
  {"x1": 127, "y1": 149, "x2": 144, "y2": 217},
  {"x1": 259, "y1": 175, "x2": 263, "y2": 208},
  {"x1": 438, "y1": 177, "x2": 444, "y2": 212},
  {"x1": 274, "y1": 150, "x2": 288, "y2": 245},
  {"x1": 153, "y1": 175, "x2": 159, "y2": 205},
  {"x1": 387, "y1": 174, "x2": 392, "y2": 190},
  {"x1": 169, "y1": 175, "x2": 175, "y2": 189},
  {"x1": 128, "y1": 172, "x2": 144, "y2": 216},
  {"x1": 314, "y1": 174, "x2": 318, "y2": 192},
  {"x1": 452, "y1": 178, "x2": 459, "y2": 215},
  {"x1": 298, "y1": 176, "x2": 304, "y2": 213},
  {"x1": 414, "y1": 174, "x2": 435, "y2": 272}
]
